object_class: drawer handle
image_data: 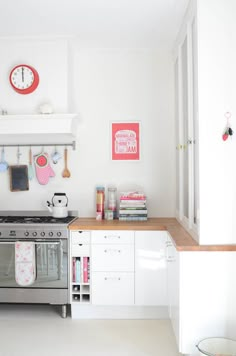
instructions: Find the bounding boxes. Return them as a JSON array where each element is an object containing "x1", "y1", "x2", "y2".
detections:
[
  {"x1": 104, "y1": 235, "x2": 120, "y2": 239},
  {"x1": 104, "y1": 249, "x2": 121, "y2": 253},
  {"x1": 104, "y1": 277, "x2": 121, "y2": 281}
]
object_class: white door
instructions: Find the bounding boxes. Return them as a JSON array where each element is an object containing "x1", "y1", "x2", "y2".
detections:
[
  {"x1": 166, "y1": 236, "x2": 180, "y2": 348},
  {"x1": 174, "y1": 14, "x2": 199, "y2": 237},
  {"x1": 135, "y1": 231, "x2": 167, "y2": 306}
]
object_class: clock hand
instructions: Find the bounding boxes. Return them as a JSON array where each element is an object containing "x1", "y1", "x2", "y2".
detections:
[{"x1": 22, "y1": 67, "x2": 24, "y2": 82}]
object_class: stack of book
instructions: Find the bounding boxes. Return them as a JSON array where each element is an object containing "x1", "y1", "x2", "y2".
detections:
[
  {"x1": 119, "y1": 191, "x2": 147, "y2": 221},
  {"x1": 72, "y1": 257, "x2": 90, "y2": 283}
]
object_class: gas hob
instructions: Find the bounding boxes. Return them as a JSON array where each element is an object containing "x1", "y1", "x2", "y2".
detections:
[{"x1": 0, "y1": 211, "x2": 77, "y2": 239}]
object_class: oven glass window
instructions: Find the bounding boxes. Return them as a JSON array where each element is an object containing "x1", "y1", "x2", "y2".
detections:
[{"x1": 0, "y1": 240, "x2": 68, "y2": 288}]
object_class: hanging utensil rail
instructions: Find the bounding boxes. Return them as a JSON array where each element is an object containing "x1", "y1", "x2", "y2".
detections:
[{"x1": 1, "y1": 141, "x2": 76, "y2": 150}]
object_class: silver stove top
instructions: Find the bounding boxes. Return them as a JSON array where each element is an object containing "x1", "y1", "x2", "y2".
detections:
[{"x1": 0, "y1": 211, "x2": 77, "y2": 239}]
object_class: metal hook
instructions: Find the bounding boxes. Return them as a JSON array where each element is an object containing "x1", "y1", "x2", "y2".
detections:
[{"x1": 17, "y1": 146, "x2": 21, "y2": 165}]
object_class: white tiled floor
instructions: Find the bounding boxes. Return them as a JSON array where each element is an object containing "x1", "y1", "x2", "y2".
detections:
[{"x1": 0, "y1": 305, "x2": 180, "y2": 356}]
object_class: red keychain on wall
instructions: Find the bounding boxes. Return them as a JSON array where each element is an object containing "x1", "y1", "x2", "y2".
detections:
[{"x1": 222, "y1": 112, "x2": 233, "y2": 141}]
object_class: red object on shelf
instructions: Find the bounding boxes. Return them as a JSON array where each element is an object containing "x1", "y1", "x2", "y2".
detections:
[{"x1": 83, "y1": 257, "x2": 88, "y2": 283}]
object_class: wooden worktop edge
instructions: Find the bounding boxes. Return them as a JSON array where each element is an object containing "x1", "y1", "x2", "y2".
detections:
[{"x1": 69, "y1": 217, "x2": 236, "y2": 251}]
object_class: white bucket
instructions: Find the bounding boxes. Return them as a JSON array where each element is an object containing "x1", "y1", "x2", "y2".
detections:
[{"x1": 196, "y1": 338, "x2": 236, "y2": 356}]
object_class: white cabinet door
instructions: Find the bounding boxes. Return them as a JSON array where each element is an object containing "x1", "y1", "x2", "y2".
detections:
[
  {"x1": 91, "y1": 230, "x2": 135, "y2": 306},
  {"x1": 135, "y1": 231, "x2": 167, "y2": 306},
  {"x1": 91, "y1": 230, "x2": 134, "y2": 244},
  {"x1": 174, "y1": 4, "x2": 199, "y2": 237},
  {"x1": 92, "y1": 272, "x2": 134, "y2": 305},
  {"x1": 92, "y1": 244, "x2": 134, "y2": 272},
  {"x1": 166, "y1": 235, "x2": 180, "y2": 348}
]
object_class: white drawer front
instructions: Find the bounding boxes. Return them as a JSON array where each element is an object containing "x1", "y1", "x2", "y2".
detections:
[
  {"x1": 91, "y1": 272, "x2": 134, "y2": 305},
  {"x1": 71, "y1": 231, "x2": 90, "y2": 244},
  {"x1": 91, "y1": 230, "x2": 134, "y2": 244},
  {"x1": 91, "y1": 244, "x2": 134, "y2": 272},
  {"x1": 71, "y1": 244, "x2": 90, "y2": 257}
]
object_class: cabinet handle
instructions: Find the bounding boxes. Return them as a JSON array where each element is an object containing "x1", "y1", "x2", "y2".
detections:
[
  {"x1": 104, "y1": 235, "x2": 120, "y2": 239},
  {"x1": 104, "y1": 249, "x2": 121, "y2": 253},
  {"x1": 104, "y1": 277, "x2": 121, "y2": 281}
]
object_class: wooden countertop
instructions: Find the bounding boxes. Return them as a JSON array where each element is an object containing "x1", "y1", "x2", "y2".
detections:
[{"x1": 69, "y1": 217, "x2": 236, "y2": 252}]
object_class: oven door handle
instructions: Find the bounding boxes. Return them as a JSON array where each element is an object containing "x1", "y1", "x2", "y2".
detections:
[{"x1": 0, "y1": 241, "x2": 61, "y2": 245}]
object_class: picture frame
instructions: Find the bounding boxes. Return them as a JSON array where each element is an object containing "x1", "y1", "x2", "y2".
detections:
[{"x1": 111, "y1": 121, "x2": 140, "y2": 161}]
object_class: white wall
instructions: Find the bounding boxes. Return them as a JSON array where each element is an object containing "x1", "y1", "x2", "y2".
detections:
[
  {"x1": 197, "y1": 0, "x2": 236, "y2": 244},
  {"x1": 0, "y1": 39, "x2": 175, "y2": 217}
]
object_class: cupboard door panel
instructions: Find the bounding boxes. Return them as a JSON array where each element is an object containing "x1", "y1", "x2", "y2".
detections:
[
  {"x1": 92, "y1": 244, "x2": 134, "y2": 272},
  {"x1": 71, "y1": 231, "x2": 90, "y2": 244},
  {"x1": 91, "y1": 230, "x2": 134, "y2": 244},
  {"x1": 135, "y1": 231, "x2": 167, "y2": 306},
  {"x1": 91, "y1": 272, "x2": 134, "y2": 305}
]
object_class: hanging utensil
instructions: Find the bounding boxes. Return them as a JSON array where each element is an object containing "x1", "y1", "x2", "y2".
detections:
[
  {"x1": 0, "y1": 147, "x2": 8, "y2": 172},
  {"x1": 28, "y1": 147, "x2": 34, "y2": 180},
  {"x1": 62, "y1": 147, "x2": 71, "y2": 178},
  {"x1": 17, "y1": 146, "x2": 21, "y2": 165},
  {"x1": 51, "y1": 146, "x2": 62, "y2": 164},
  {"x1": 9, "y1": 146, "x2": 29, "y2": 192}
]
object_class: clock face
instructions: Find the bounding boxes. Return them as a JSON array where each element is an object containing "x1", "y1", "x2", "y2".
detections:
[{"x1": 9, "y1": 64, "x2": 39, "y2": 94}]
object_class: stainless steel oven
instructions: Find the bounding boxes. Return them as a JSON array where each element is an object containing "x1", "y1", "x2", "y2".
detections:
[{"x1": 0, "y1": 211, "x2": 77, "y2": 318}]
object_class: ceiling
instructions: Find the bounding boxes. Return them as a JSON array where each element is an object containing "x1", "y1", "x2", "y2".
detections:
[{"x1": 0, "y1": 0, "x2": 189, "y2": 49}]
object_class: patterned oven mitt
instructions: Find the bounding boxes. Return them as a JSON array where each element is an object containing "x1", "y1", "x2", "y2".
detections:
[
  {"x1": 34, "y1": 152, "x2": 55, "y2": 185},
  {"x1": 15, "y1": 241, "x2": 36, "y2": 286}
]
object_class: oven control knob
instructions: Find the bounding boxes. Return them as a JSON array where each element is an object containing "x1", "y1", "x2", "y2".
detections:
[
  {"x1": 40, "y1": 232, "x2": 45, "y2": 237},
  {"x1": 57, "y1": 232, "x2": 62, "y2": 237},
  {"x1": 32, "y1": 232, "x2": 37, "y2": 237},
  {"x1": 24, "y1": 231, "x2": 29, "y2": 237},
  {"x1": 49, "y1": 232, "x2": 53, "y2": 237}
]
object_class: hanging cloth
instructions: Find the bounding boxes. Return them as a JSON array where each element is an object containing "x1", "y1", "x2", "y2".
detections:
[{"x1": 15, "y1": 241, "x2": 36, "y2": 286}]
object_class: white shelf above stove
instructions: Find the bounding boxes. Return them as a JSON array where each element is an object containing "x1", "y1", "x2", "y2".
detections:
[{"x1": 0, "y1": 113, "x2": 79, "y2": 149}]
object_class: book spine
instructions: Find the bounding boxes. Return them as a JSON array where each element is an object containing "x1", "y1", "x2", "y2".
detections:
[
  {"x1": 120, "y1": 205, "x2": 146, "y2": 209},
  {"x1": 72, "y1": 257, "x2": 76, "y2": 283},
  {"x1": 120, "y1": 197, "x2": 146, "y2": 201},
  {"x1": 119, "y1": 209, "x2": 147, "y2": 214},
  {"x1": 76, "y1": 258, "x2": 80, "y2": 283},
  {"x1": 83, "y1": 257, "x2": 88, "y2": 283},
  {"x1": 119, "y1": 216, "x2": 148, "y2": 221},
  {"x1": 87, "y1": 257, "x2": 90, "y2": 282},
  {"x1": 119, "y1": 213, "x2": 148, "y2": 217}
]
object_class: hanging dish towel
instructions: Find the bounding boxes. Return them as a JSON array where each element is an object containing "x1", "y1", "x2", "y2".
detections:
[
  {"x1": 34, "y1": 152, "x2": 55, "y2": 185},
  {"x1": 15, "y1": 241, "x2": 36, "y2": 286}
]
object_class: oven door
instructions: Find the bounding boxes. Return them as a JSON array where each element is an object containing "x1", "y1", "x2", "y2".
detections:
[{"x1": 0, "y1": 239, "x2": 68, "y2": 288}]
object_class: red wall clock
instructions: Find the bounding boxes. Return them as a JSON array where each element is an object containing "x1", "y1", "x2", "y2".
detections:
[{"x1": 9, "y1": 64, "x2": 39, "y2": 94}]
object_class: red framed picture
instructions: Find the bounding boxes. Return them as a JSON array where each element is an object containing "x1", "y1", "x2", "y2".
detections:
[{"x1": 111, "y1": 122, "x2": 140, "y2": 160}]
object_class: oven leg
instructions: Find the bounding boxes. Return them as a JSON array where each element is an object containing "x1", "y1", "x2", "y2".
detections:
[{"x1": 61, "y1": 304, "x2": 67, "y2": 318}]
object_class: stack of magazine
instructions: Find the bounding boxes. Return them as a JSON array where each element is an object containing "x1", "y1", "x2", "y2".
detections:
[{"x1": 119, "y1": 191, "x2": 147, "y2": 221}]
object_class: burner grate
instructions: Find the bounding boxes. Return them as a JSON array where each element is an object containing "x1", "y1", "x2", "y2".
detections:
[{"x1": 0, "y1": 216, "x2": 76, "y2": 224}]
